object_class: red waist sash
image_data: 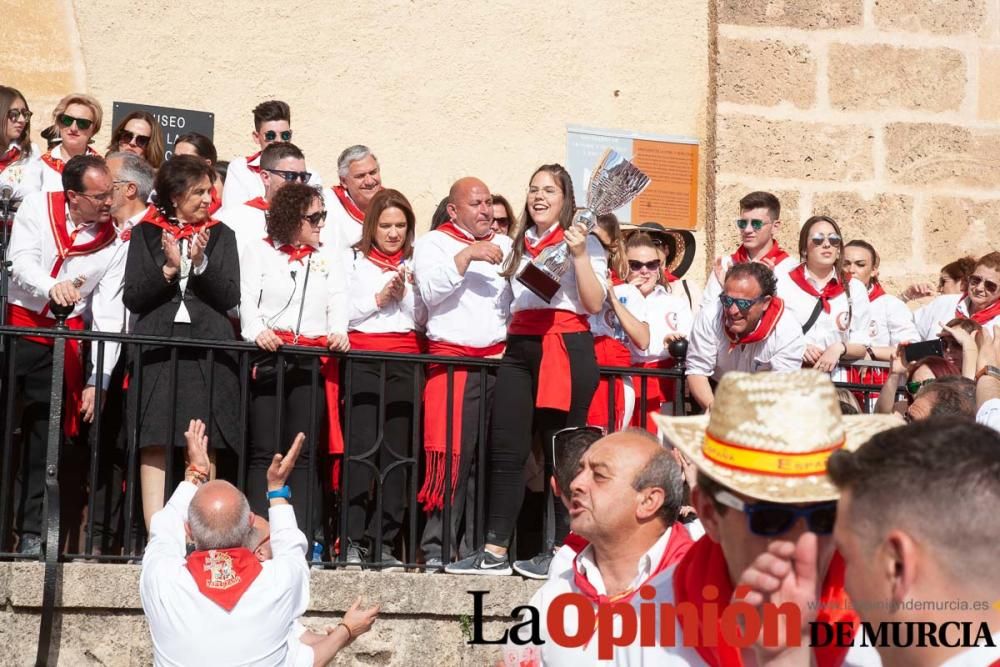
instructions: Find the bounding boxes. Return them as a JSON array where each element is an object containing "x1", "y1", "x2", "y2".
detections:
[
  {"x1": 587, "y1": 336, "x2": 633, "y2": 430},
  {"x1": 347, "y1": 330, "x2": 424, "y2": 354},
  {"x1": 509, "y1": 309, "x2": 589, "y2": 411}
]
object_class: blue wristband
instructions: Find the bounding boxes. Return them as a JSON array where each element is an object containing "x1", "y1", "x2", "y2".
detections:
[{"x1": 266, "y1": 486, "x2": 292, "y2": 501}]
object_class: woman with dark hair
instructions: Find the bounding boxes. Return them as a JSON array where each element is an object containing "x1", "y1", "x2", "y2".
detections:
[
  {"x1": 173, "y1": 132, "x2": 223, "y2": 215},
  {"x1": 341, "y1": 188, "x2": 425, "y2": 568},
  {"x1": 123, "y1": 154, "x2": 241, "y2": 529},
  {"x1": 915, "y1": 252, "x2": 1000, "y2": 338},
  {"x1": 26, "y1": 92, "x2": 103, "y2": 192},
  {"x1": 777, "y1": 215, "x2": 871, "y2": 373},
  {"x1": 874, "y1": 351, "x2": 960, "y2": 417},
  {"x1": 491, "y1": 193, "x2": 517, "y2": 237},
  {"x1": 902, "y1": 255, "x2": 976, "y2": 302},
  {"x1": 0, "y1": 85, "x2": 41, "y2": 204},
  {"x1": 429, "y1": 195, "x2": 449, "y2": 230},
  {"x1": 446, "y1": 163, "x2": 604, "y2": 578},
  {"x1": 240, "y1": 183, "x2": 349, "y2": 536},
  {"x1": 107, "y1": 110, "x2": 165, "y2": 169}
]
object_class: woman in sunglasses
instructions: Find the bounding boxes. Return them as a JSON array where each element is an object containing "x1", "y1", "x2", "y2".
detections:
[
  {"x1": 490, "y1": 193, "x2": 517, "y2": 237},
  {"x1": 901, "y1": 255, "x2": 975, "y2": 303},
  {"x1": 874, "y1": 352, "x2": 960, "y2": 416},
  {"x1": 777, "y1": 215, "x2": 871, "y2": 373},
  {"x1": 30, "y1": 93, "x2": 103, "y2": 193},
  {"x1": 0, "y1": 85, "x2": 41, "y2": 206},
  {"x1": 240, "y1": 183, "x2": 349, "y2": 539},
  {"x1": 915, "y1": 252, "x2": 1000, "y2": 338},
  {"x1": 625, "y1": 232, "x2": 694, "y2": 430},
  {"x1": 106, "y1": 111, "x2": 165, "y2": 169}
]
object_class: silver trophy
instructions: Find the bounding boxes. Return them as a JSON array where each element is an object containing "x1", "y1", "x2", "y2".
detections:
[{"x1": 517, "y1": 149, "x2": 651, "y2": 303}]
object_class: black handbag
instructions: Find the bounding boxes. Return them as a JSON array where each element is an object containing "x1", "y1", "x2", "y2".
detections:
[{"x1": 251, "y1": 260, "x2": 311, "y2": 385}]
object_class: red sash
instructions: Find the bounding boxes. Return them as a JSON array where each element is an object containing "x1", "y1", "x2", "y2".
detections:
[
  {"x1": 244, "y1": 197, "x2": 269, "y2": 212},
  {"x1": 587, "y1": 336, "x2": 633, "y2": 431},
  {"x1": 731, "y1": 242, "x2": 790, "y2": 266},
  {"x1": 245, "y1": 150, "x2": 262, "y2": 174},
  {"x1": 185, "y1": 547, "x2": 263, "y2": 612},
  {"x1": 630, "y1": 358, "x2": 678, "y2": 432},
  {"x1": 45, "y1": 192, "x2": 117, "y2": 279},
  {"x1": 509, "y1": 309, "x2": 590, "y2": 411},
  {"x1": 40, "y1": 146, "x2": 97, "y2": 174},
  {"x1": 959, "y1": 294, "x2": 1000, "y2": 325},
  {"x1": 867, "y1": 283, "x2": 886, "y2": 301},
  {"x1": 366, "y1": 247, "x2": 404, "y2": 272},
  {"x1": 787, "y1": 264, "x2": 844, "y2": 313},
  {"x1": 435, "y1": 221, "x2": 495, "y2": 244},
  {"x1": 8, "y1": 304, "x2": 86, "y2": 438},
  {"x1": 332, "y1": 185, "x2": 364, "y2": 223},
  {"x1": 140, "y1": 205, "x2": 220, "y2": 240},
  {"x1": 672, "y1": 537, "x2": 857, "y2": 667},
  {"x1": 347, "y1": 330, "x2": 424, "y2": 353},
  {"x1": 418, "y1": 340, "x2": 505, "y2": 511},
  {"x1": 727, "y1": 297, "x2": 784, "y2": 349},
  {"x1": 266, "y1": 237, "x2": 316, "y2": 264},
  {"x1": 0, "y1": 146, "x2": 22, "y2": 173},
  {"x1": 523, "y1": 225, "x2": 564, "y2": 258}
]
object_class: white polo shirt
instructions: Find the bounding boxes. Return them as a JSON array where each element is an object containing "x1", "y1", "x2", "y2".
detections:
[
  {"x1": 632, "y1": 284, "x2": 695, "y2": 362},
  {"x1": 867, "y1": 288, "x2": 918, "y2": 346}
]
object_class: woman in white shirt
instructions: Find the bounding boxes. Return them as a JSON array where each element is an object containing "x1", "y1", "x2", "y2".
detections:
[
  {"x1": 342, "y1": 188, "x2": 424, "y2": 568},
  {"x1": 23, "y1": 93, "x2": 103, "y2": 193},
  {"x1": 0, "y1": 86, "x2": 41, "y2": 208},
  {"x1": 241, "y1": 183, "x2": 349, "y2": 536},
  {"x1": 915, "y1": 252, "x2": 1000, "y2": 338}
]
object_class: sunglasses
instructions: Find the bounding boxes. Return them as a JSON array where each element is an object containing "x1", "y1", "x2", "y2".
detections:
[
  {"x1": 266, "y1": 168, "x2": 311, "y2": 184},
  {"x1": 6, "y1": 109, "x2": 32, "y2": 122},
  {"x1": 303, "y1": 210, "x2": 327, "y2": 226},
  {"x1": 551, "y1": 425, "x2": 605, "y2": 477},
  {"x1": 736, "y1": 218, "x2": 769, "y2": 231},
  {"x1": 119, "y1": 129, "x2": 151, "y2": 148},
  {"x1": 628, "y1": 259, "x2": 662, "y2": 272},
  {"x1": 714, "y1": 490, "x2": 837, "y2": 536},
  {"x1": 810, "y1": 233, "x2": 842, "y2": 247},
  {"x1": 493, "y1": 217, "x2": 510, "y2": 226},
  {"x1": 906, "y1": 378, "x2": 934, "y2": 396},
  {"x1": 969, "y1": 274, "x2": 1000, "y2": 294},
  {"x1": 263, "y1": 130, "x2": 293, "y2": 142},
  {"x1": 57, "y1": 113, "x2": 94, "y2": 131},
  {"x1": 719, "y1": 293, "x2": 767, "y2": 313}
]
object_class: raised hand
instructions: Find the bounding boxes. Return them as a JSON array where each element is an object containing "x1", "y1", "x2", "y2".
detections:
[
  {"x1": 184, "y1": 418, "x2": 210, "y2": 474},
  {"x1": 266, "y1": 432, "x2": 305, "y2": 491}
]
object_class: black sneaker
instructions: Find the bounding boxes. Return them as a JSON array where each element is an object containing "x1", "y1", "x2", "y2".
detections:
[
  {"x1": 444, "y1": 548, "x2": 512, "y2": 576},
  {"x1": 512, "y1": 551, "x2": 554, "y2": 580}
]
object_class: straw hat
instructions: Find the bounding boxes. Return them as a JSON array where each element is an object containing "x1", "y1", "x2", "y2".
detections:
[
  {"x1": 620, "y1": 221, "x2": 696, "y2": 279},
  {"x1": 652, "y1": 370, "x2": 903, "y2": 503}
]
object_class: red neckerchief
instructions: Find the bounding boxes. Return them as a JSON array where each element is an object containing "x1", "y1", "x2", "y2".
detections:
[
  {"x1": 45, "y1": 192, "x2": 116, "y2": 279},
  {"x1": 245, "y1": 150, "x2": 262, "y2": 174},
  {"x1": 563, "y1": 532, "x2": 590, "y2": 554},
  {"x1": 0, "y1": 145, "x2": 22, "y2": 173},
  {"x1": 523, "y1": 225, "x2": 564, "y2": 259},
  {"x1": 732, "y1": 241, "x2": 790, "y2": 266},
  {"x1": 185, "y1": 547, "x2": 263, "y2": 612},
  {"x1": 787, "y1": 264, "x2": 844, "y2": 313},
  {"x1": 867, "y1": 283, "x2": 886, "y2": 302},
  {"x1": 140, "y1": 204, "x2": 220, "y2": 240},
  {"x1": 332, "y1": 185, "x2": 365, "y2": 223},
  {"x1": 727, "y1": 296, "x2": 785, "y2": 349},
  {"x1": 663, "y1": 269, "x2": 678, "y2": 283},
  {"x1": 673, "y1": 537, "x2": 857, "y2": 667},
  {"x1": 244, "y1": 197, "x2": 269, "y2": 211},
  {"x1": 366, "y1": 246, "x2": 404, "y2": 272},
  {"x1": 435, "y1": 221, "x2": 494, "y2": 244},
  {"x1": 609, "y1": 268, "x2": 625, "y2": 286},
  {"x1": 208, "y1": 187, "x2": 222, "y2": 216},
  {"x1": 40, "y1": 146, "x2": 97, "y2": 173},
  {"x1": 958, "y1": 294, "x2": 1000, "y2": 325},
  {"x1": 266, "y1": 236, "x2": 316, "y2": 264}
]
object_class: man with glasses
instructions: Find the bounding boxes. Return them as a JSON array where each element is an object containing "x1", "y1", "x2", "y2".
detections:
[
  {"x1": 325, "y1": 145, "x2": 383, "y2": 249},
  {"x1": 651, "y1": 370, "x2": 900, "y2": 665},
  {"x1": 6, "y1": 154, "x2": 126, "y2": 554},
  {"x1": 220, "y1": 100, "x2": 323, "y2": 209},
  {"x1": 219, "y1": 142, "x2": 312, "y2": 256},
  {"x1": 686, "y1": 262, "x2": 805, "y2": 410},
  {"x1": 904, "y1": 375, "x2": 975, "y2": 422}
]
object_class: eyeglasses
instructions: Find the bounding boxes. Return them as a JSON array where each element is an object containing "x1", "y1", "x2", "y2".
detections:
[
  {"x1": 74, "y1": 189, "x2": 114, "y2": 203},
  {"x1": 528, "y1": 186, "x2": 560, "y2": 197},
  {"x1": 303, "y1": 210, "x2": 327, "y2": 226},
  {"x1": 736, "y1": 218, "x2": 769, "y2": 231},
  {"x1": 493, "y1": 217, "x2": 510, "y2": 227},
  {"x1": 628, "y1": 259, "x2": 662, "y2": 272},
  {"x1": 119, "y1": 129, "x2": 151, "y2": 148},
  {"x1": 6, "y1": 109, "x2": 32, "y2": 122},
  {"x1": 263, "y1": 130, "x2": 293, "y2": 142},
  {"x1": 266, "y1": 168, "x2": 311, "y2": 183},
  {"x1": 810, "y1": 233, "x2": 842, "y2": 248},
  {"x1": 719, "y1": 293, "x2": 767, "y2": 313},
  {"x1": 969, "y1": 274, "x2": 1000, "y2": 294},
  {"x1": 57, "y1": 113, "x2": 94, "y2": 131},
  {"x1": 714, "y1": 490, "x2": 837, "y2": 536},
  {"x1": 906, "y1": 378, "x2": 934, "y2": 396},
  {"x1": 551, "y1": 425, "x2": 605, "y2": 476}
]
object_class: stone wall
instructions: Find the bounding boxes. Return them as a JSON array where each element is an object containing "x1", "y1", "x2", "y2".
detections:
[{"x1": 712, "y1": 0, "x2": 1000, "y2": 292}]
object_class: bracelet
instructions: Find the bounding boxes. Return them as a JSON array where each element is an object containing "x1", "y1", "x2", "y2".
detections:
[
  {"x1": 336, "y1": 622, "x2": 353, "y2": 642},
  {"x1": 266, "y1": 486, "x2": 292, "y2": 501},
  {"x1": 185, "y1": 465, "x2": 209, "y2": 485}
]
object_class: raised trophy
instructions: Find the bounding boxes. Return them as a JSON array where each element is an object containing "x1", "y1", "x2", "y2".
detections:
[{"x1": 517, "y1": 149, "x2": 651, "y2": 302}]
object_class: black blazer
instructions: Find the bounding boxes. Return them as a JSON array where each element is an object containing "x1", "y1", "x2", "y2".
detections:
[{"x1": 123, "y1": 221, "x2": 241, "y2": 340}]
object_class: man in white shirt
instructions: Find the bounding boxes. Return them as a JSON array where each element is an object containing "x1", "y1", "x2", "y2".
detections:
[
  {"x1": 8, "y1": 154, "x2": 125, "y2": 554},
  {"x1": 324, "y1": 145, "x2": 383, "y2": 249},
  {"x1": 412, "y1": 176, "x2": 512, "y2": 569},
  {"x1": 687, "y1": 262, "x2": 806, "y2": 410}
]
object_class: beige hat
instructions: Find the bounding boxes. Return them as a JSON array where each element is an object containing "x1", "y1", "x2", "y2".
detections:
[{"x1": 652, "y1": 370, "x2": 903, "y2": 503}]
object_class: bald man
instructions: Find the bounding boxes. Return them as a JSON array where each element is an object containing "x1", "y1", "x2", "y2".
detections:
[
  {"x1": 412, "y1": 177, "x2": 513, "y2": 569},
  {"x1": 504, "y1": 430, "x2": 693, "y2": 665}
]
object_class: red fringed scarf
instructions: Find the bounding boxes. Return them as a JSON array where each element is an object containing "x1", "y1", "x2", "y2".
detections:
[
  {"x1": 726, "y1": 296, "x2": 785, "y2": 349},
  {"x1": 435, "y1": 221, "x2": 495, "y2": 243},
  {"x1": 332, "y1": 185, "x2": 364, "y2": 223},
  {"x1": 958, "y1": 294, "x2": 1000, "y2": 326},
  {"x1": 732, "y1": 241, "x2": 790, "y2": 266},
  {"x1": 787, "y1": 264, "x2": 844, "y2": 313},
  {"x1": 185, "y1": 547, "x2": 262, "y2": 611},
  {"x1": 140, "y1": 205, "x2": 220, "y2": 240}
]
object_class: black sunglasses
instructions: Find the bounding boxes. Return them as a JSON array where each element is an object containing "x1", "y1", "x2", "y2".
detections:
[
  {"x1": 736, "y1": 218, "x2": 769, "y2": 231},
  {"x1": 119, "y1": 129, "x2": 151, "y2": 148},
  {"x1": 263, "y1": 130, "x2": 293, "y2": 142},
  {"x1": 810, "y1": 233, "x2": 842, "y2": 247},
  {"x1": 493, "y1": 217, "x2": 510, "y2": 226},
  {"x1": 628, "y1": 259, "x2": 662, "y2": 272},
  {"x1": 719, "y1": 293, "x2": 766, "y2": 313},
  {"x1": 57, "y1": 113, "x2": 94, "y2": 131},
  {"x1": 303, "y1": 210, "x2": 327, "y2": 226},
  {"x1": 7, "y1": 109, "x2": 32, "y2": 122},
  {"x1": 714, "y1": 490, "x2": 837, "y2": 536},
  {"x1": 266, "y1": 168, "x2": 311, "y2": 184},
  {"x1": 969, "y1": 274, "x2": 1000, "y2": 294}
]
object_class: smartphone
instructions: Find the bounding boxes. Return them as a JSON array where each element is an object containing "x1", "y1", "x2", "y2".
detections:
[{"x1": 904, "y1": 338, "x2": 944, "y2": 364}]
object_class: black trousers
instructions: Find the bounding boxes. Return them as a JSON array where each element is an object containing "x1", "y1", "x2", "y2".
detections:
[
  {"x1": 485, "y1": 331, "x2": 598, "y2": 548},
  {"x1": 343, "y1": 358, "x2": 415, "y2": 547},
  {"x1": 247, "y1": 365, "x2": 325, "y2": 538},
  {"x1": 86, "y1": 356, "x2": 128, "y2": 551}
]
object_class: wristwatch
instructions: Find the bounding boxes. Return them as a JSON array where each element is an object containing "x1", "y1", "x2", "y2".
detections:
[
  {"x1": 975, "y1": 365, "x2": 1000, "y2": 382},
  {"x1": 267, "y1": 486, "x2": 292, "y2": 501}
]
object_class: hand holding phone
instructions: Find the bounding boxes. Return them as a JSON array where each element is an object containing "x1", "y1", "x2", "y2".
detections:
[{"x1": 903, "y1": 338, "x2": 944, "y2": 364}]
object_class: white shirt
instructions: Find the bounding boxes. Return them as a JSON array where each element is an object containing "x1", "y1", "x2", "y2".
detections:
[
  {"x1": 0, "y1": 141, "x2": 41, "y2": 203},
  {"x1": 590, "y1": 282, "x2": 647, "y2": 345},
  {"x1": 9, "y1": 192, "x2": 126, "y2": 388},
  {"x1": 686, "y1": 300, "x2": 806, "y2": 380},
  {"x1": 510, "y1": 226, "x2": 608, "y2": 315},
  {"x1": 701, "y1": 249, "x2": 797, "y2": 319},
  {"x1": 21, "y1": 144, "x2": 90, "y2": 194},
  {"x1": 221, "y1": 153, "x2": 323, "y2": 211},
  {"x1": 108, "y1": 208, "x2": 146, "y2": 334},
  {"x1": 632, "y1": 284, "x2": 695, "y2": 363},
  {"x1": 866, "y1": 290, "x2": 918, "y2": 346},
  {"x1": 345, "y1": 250, "x2": 426, "y2": 333},
  {"x1": 322, "y1": 187, "x2": 365, "y2": 250},
  {"x1": 218, "y1": 199, "x2": 268, "y2": 259},
  {"x1": 241, "y1": 238, "x2": 348, "y2": 342},
  {"x1": 915, "y1": 293, "x2": 1000, "y2": 340},
  {"x1": 140, "y1": 482, "x2": 312, "y2": 667},
  {"x1": 977, "y1": 398, "x2": 1000, "y2": 433},
  {"x1": 778, "y1": 268, "x2": 872, "y2": 349},
  {"x1": 412, "y1": 227, "x2": 512, "y2": 347}
]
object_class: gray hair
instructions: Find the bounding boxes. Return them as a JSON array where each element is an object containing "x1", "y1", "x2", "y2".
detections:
[
  {"x1": 337, "y1": 144, "x2": 376, "y2": 179},
  {"x1": 629, "y1": 431, "x2": 684, "y2": 525},
  {"x1": 107, "y1": 151, "x2": 155, "y2": 202},
  {"x1": 188, "y1": 489, "x2": 254, "y2": 551}
]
